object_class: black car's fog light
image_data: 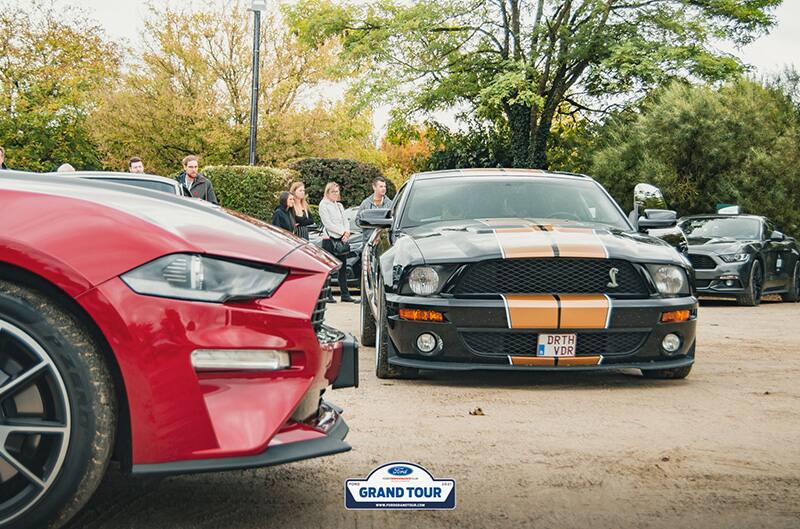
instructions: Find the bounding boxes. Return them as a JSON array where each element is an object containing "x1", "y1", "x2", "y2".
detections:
[
  {"x1": 416, "y1": 333, "x2": 442, "y2": 355},
  {"x1": 661, "y1": 334, "x2": 682, "y2": 355}
]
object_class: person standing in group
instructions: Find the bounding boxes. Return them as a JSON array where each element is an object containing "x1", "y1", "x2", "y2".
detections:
[
  {"x1": 128, "y1": 157, "x2": 145, "y2": 174},
  {"x1": 319, "y1": 182, "x2": 359, "y2": 303},
  {"x1": 0, "y1": 146, "x2": 8, "y2": 170},
  {"x1": 271, "y1": 191, "x2": 297, "y2": 233},
  {"x1": 358, "y1": 176, "x2": 393, "y2": 212},
  {"x1": 289, "y1": 181, "x2": 315, "y2": 240},
  {"x1": 176, "y1": 155, "x2": 218, "y2": 204}
]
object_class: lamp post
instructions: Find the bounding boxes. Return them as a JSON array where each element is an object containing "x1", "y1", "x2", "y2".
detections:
[{"x1": 248, "y1": 0, "x2": 267, "y2": 165}]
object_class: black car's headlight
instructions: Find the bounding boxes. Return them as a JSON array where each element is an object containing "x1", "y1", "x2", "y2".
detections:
[
  {"x1": 719, "y1": 253, "x2": 750, "y2": 263},
  {"x1": 121, "y1": 254, "x2": 288, "y2": 302},
  {"x1": 646, "y1": 264, "x2": 690, "y2": 296},
  {"x1": 403, "y1": 265, "x2": 458, "y2": 296}
]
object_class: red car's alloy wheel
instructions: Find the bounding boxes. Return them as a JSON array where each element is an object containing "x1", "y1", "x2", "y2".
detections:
[{"x1": 0, "y1": 319, "x2": 71, "y2": 526}]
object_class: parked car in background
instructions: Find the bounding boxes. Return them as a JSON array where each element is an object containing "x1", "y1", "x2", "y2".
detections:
[
  {"x1": 52, "y1": 171, "x2": 191, "y2": 197},
  {"x1": 359, "y1": 168, "x2": 697, "y2": 380},
  {"x1": 679, "y1": 214, "x2": 800, "y2": 305},
  {"x1": 310, "y1": 206, "x2": 363, "y2": 289},
  {"x1": 0, "y1": 172, "x2": 357, "y2": 529}
]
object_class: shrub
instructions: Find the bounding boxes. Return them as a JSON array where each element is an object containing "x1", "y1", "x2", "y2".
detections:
[
  {"x1": 287, "y1": 157, "x2": 396, "y2": 208},
  {"x1": 589, "y1": 79, "x2": 800, "y2": 236},
  {"x1": 202, "y1": 165, "x2": 293, "y2": 222}
]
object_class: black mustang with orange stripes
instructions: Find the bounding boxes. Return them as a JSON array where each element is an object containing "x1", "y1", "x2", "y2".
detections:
[{"x1": 358, "y1": 169, "x2": 697, "y2": 380}]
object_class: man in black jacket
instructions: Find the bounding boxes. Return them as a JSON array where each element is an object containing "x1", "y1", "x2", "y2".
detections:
[{"x1": 176, "y1": 155, "x2": 218, "y2": 204}]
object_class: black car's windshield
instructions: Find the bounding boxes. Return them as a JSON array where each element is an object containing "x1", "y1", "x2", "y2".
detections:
[
  {"x1": 679, "y1": 217, "x2": 761, "y2": 240},
  {"x1": 399, "y1": 177, "x2": 630, "y2": 230}
]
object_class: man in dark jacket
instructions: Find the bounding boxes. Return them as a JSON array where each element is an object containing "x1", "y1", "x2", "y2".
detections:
[
  {"x1": 176, "y1": 155, "x2": 218, "y2": 204},
  {"x1": 0, "y1": 146, "x2": 8, "y2": 170}
]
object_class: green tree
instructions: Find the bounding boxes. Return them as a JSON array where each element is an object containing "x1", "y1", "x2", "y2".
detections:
[
  {"x1": 287, "y1": 0, "x2": 780, "y2": 169},
  {"x1": 0, "y1": 3, "x2": 120, "y2": 171},
  {"x1": 90, "y1": 2, "x2": 378, "y2": 175},
  {"x1": 590, "y1": 79, "x2": 800, "y2": 235}
]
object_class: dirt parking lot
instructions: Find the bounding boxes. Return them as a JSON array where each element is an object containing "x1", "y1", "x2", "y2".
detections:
[{"x1": 69, "y1": 298, "x2": 800, "y2": 529}]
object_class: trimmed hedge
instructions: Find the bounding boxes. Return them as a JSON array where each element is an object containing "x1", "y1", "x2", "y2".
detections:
[
  {"x1": 202, "y1": 165, "x2": 293, "y2": 222},
  {"x1": 287, "y1": 157, "x2": 396, "y2": 208}
]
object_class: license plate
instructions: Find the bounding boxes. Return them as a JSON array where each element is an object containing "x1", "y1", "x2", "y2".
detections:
[{"x1": 536, "y1": 334, "x2": 577, "y2": 357}]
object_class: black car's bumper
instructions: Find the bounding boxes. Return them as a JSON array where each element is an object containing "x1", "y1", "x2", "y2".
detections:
[
  {"x1": 384, "y1": 293, "x2": 697, "y2": 372},
  {"x1": 692, "y1": 257, "x2": 752, "y2": 297}
]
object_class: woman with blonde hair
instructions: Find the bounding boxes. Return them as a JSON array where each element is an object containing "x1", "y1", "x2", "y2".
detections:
[
  {"x1": 319, "y1": 181, "x2": 358, "y2": 303},
  {"x1": 289, "y1": 181, "x2": 314, "y2": 240}
]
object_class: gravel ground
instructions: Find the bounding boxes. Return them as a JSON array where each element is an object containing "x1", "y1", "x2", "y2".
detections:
[{"x1": 69, "y1": 298, "x2": 800, "y2": 529}]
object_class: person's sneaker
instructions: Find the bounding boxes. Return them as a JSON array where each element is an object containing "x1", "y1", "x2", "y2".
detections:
[
  {"x1": 341, "y1": 297, "x2": 360, "y2": 303},
  {"x1": 326, "y1": 297, "x2": 337, "y2": 304}
]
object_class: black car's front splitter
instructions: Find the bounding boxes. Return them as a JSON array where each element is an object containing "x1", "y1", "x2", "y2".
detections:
[{"x1": 389, "y1": 355, "x2": 694, "y2": 372}]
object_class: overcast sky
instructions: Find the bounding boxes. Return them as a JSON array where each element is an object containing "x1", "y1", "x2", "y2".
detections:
[{"x1": 75, "y1": 1, "x2": 800, "y2": 133}]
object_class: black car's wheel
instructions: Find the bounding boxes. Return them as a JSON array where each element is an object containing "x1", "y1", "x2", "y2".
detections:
[
  {"x1": 375, "y1": 284, "x2": 418, "y2": 380},
  {"x1": 0, "y1": 280, "x2": 116, "y2": 529},
  {"x1": 737, "y1": 260, "x2": 763, "y2": 306},
  {"x1": 641, "y1": 365, "x2": 693, "y2": 380},
  {"x1": 359, "y1": 290, "x2": 376, "y2": 347},
  {"x1": 780, "y1": 261, "x2": 800, "y2": 302}
]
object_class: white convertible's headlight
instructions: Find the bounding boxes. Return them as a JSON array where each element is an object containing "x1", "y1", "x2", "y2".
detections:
[
  {"x1": 719, "y1": 253, "x2": 750, "y2": 263},
  {"x1": 647, "y1": 264, "x2": 688, "y2": 296},
  {"x1": 408, "y1": 267, "x2": 440, "y2": 296},
  {"x1": 121, "y1": 254, "x2": 287, "y2": 302}
]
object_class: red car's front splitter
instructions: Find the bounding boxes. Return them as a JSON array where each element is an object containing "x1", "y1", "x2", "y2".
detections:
[{"x1": 130, "y1": 402, "x2": 351, "y2": 476}]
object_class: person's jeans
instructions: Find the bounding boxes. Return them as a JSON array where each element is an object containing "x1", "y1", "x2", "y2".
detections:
[{"x1": 323, "y1": 239, "x2": 354, "y2": 300}]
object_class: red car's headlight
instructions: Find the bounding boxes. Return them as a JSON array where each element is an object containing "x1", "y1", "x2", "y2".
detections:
[{"x1": 121, "y1": 253, "x2": 287, "y2": 303}]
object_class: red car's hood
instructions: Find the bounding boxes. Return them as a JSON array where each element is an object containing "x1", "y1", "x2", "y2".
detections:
[{"x1": 0, "y1": 174, "x2": 335, "y2": 287}]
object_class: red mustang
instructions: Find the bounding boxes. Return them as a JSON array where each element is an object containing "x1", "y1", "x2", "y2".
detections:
[{"x1": 0, "y1": 172, "x2": 357, "y2": 529}]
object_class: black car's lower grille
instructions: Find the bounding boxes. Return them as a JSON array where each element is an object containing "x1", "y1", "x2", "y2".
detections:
[
  {"x1": 688, "y1": 254, "x2": 716, "y2": 270},
  {"x1": 461, "y1": 331, "x2": 649, "y2": 357},
  {"x1": 312, "y1": 274, "x2": 333, "y2": 332},
  {"x1": 695, "y1": 279, "x2": 711, "y2": 289},
  {"x1": 453, "y1": 258, "x2": 647, "y2": 295}
]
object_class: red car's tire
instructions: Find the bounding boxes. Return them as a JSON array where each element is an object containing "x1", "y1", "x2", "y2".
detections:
[{"x1": 0, "y1": 279, "x2": 116, "y2": 529}]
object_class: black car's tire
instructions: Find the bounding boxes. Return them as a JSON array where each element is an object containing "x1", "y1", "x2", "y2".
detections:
[
  {"x1": 0, "y1": 280, "x2": 116, "y2": 529},
  {"x1": 641, "y1": 364, "x2": 693, "y2": 380},
  {"x1": 359, "y1": 291, "x2": 376, "y2": 347},
  {"x1": 780, "y1": 261, "x2": 800, "y2": 302},
  {"x1": 737, "y1": 260, "x2": 763, "y2": 307},
  {"x1": 375, "y1": 285, "x2": 418, "y2": 380}
]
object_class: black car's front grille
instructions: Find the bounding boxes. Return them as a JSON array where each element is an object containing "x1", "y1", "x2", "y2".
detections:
[
  {"x1": 461, "y1": 331, "x2": 649, "y2": 358},
  {"x1": 688, "y1": 254, "x2": 716, "y2": 270},
  {"x1": 453, "y1": 258, "x2": 647, "y2": 295},
  {"x1": 312, "y1": 274, "x2": 333, "y2": 332},
  {"x1": 695, "y1": 279, "x2": 711, "y2": 289}
]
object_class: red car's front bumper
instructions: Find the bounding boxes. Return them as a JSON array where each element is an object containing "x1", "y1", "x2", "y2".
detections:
[{"x1": 75, "y1": 270, "x2": 357, "y2": 472}]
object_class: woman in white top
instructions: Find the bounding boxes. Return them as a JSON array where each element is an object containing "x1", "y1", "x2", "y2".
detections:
[{"x1": 319, "y1": 182, "x2": 359, "y2": 302}]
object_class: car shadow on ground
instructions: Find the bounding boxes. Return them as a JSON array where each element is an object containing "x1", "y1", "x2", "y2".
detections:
[{"x1": 66, "y1": 464, "x2": 337, "y2": 529}]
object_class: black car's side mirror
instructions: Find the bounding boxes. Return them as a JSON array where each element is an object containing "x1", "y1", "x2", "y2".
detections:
[
  {"x1": 638, "y1": 209, "x2": 677, "y2": 232},
  {"x1": 770, "y1": 230, "x2": 786, "y2": 241},
  {"x1": 357, "y1": 208, "x2": 392, "y2": 228}
]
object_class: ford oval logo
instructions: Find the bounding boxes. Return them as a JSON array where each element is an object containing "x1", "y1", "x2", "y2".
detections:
[{"x1": 388, "y1": 466, "x2": 413, "y2": 476}]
